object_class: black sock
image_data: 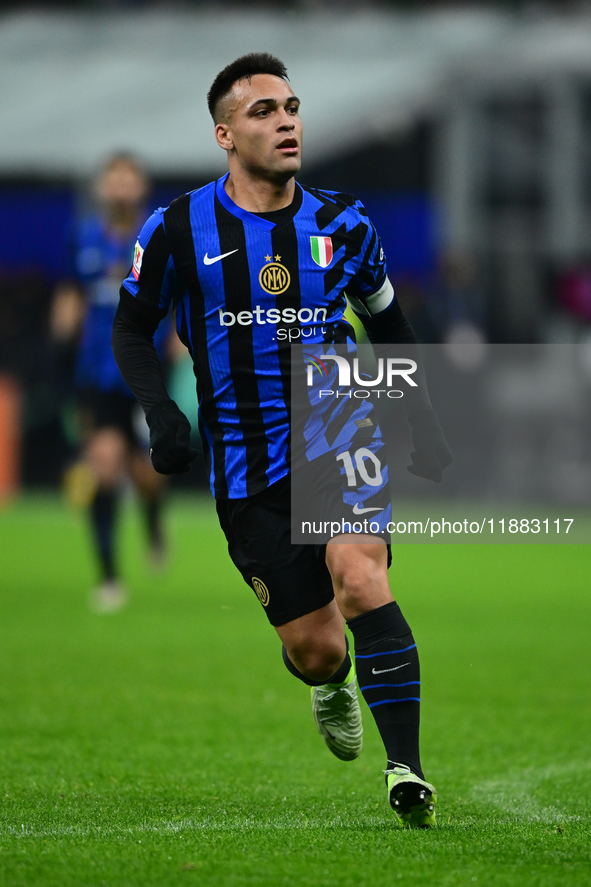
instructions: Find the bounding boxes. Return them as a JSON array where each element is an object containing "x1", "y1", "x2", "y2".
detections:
[
  {"x1": 348, "y1": 601, "x2": 424, "y2": 779},
  {"x1": 90, "y1": 489, "x2": 118, "y2": 582},
  {"x1": 144, "y1": 496, "x2": 163, "y2": 548},
  {"x1": 282, "y1": 637, "x2": 352, "y2": 687}
]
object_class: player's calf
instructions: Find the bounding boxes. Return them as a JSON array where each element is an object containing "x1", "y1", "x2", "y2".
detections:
[{"x1": 348, "y1": 600, "x2": 424, "y2": 779}]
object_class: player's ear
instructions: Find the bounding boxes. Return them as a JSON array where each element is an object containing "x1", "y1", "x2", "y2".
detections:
[{"x1": 215, "y1": 122, "x2": 233, "y2": 152}]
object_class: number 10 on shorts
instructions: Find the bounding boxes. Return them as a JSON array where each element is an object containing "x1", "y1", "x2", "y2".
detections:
[{"x1": 336, "y1": 447, "x2": 383, "y2": 487}]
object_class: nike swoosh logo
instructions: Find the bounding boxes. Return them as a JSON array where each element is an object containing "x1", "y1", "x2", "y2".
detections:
[
  {"x1": 352, "y1": 504, "x2": 383, "y2": 515},
  {"x1": 372, "y1": 662, "x2": 410, "y2": 675},
  {"x1": 203, "y1": 249, "x2": 239, "y2": 265}
]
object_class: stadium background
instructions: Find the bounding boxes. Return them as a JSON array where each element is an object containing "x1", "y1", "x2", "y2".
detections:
[
  {"x1": 4, "y1": 0, "x2": 591, "y2": 490},
  {"x1": 1, "y1": 3, "x2": 590, "y2": 886}
]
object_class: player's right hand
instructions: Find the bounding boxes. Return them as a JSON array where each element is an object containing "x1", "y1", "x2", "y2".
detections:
[{"x1": 146, "y1": 400, "x2": 198, "y2": 475}]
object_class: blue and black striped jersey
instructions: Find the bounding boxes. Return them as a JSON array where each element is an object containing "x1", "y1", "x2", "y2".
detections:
[
  {"x1": 71, "y1": 214, "x2": 169, "y2": 395},
  {"x1": 121, "y1": 173, "x2": 394, "y2": 499}
]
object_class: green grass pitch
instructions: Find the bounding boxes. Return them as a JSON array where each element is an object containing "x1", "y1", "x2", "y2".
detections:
[{"x1": 0, "y1": 494, "x2": 590, "y2": 887}]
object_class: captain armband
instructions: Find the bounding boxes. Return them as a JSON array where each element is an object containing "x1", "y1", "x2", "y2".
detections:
[{"x1": 346, "y1": 278, "x2": 395, "y2": 318}]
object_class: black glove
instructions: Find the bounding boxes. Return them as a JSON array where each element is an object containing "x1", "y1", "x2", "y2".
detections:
[
  {"x1": 146, "y1": 400, "x2": 198, "y2": 475},
  {"x1": 407, "y1": 409, "x2": 453, "y2": 483}
]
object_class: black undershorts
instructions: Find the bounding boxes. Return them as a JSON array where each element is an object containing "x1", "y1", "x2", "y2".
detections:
[
  {"x1": 216, "y1": 474, "x2": 391, "y2": 627},
  {"x1": 77, "y1": 388, "x2": 144, "y2": 449}
]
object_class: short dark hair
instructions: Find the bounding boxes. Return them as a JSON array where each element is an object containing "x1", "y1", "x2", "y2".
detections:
[
  {"x1": 100, "y1": 152, "x2": 147, "y2": 176},
  {"x1": 207, "y1": 53, "x2": 289, "y2": 122}
]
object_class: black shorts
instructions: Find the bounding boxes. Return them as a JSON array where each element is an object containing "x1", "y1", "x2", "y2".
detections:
[
  {"x1": 77, "y1": 388, "x2": 144, "y2": 449},
  {"x1": 216, "y1": 475, "x2": 335, "y2": 626},
  {"x1": 216, "y1": 474, "x2": 392, "y2": 627}
]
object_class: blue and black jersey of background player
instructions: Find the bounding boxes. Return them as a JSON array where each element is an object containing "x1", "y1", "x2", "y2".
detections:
[
  {"x1": 69, "y1": 213, "x2": 170, "y2": 396},
  {"x1": 116, "y1": 173, "x2": 417, "y2": 500}
]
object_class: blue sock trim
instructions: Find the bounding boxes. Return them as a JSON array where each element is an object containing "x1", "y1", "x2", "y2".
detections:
[
  {"x1": 369, "y1": 697, "x2": 421, "y2": 708},
  {"x1": 356, "y1": 643, "x2": 416, "y2": 659},
  {"x1": 359, "y1": 681, "x2": 420, "y2": 692}
]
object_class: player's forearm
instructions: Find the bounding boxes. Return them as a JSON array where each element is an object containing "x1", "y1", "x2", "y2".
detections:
[
  {"x1": 112, "y1": 288, "x2": 171, "y2": 413},
  {"x1": 50, "y1": 283, "x2": 85, "y2": 341},
  {"x1": 356, "y1": 299, "x2": 432, "y2": 413},
  {"x1": 359, "y1": 296, "x2": 417, "y2": 347}
]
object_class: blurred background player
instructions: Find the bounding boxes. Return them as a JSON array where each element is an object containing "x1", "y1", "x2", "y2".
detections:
[{"x1": 50, "y1": 153, "x2": 172, "y2": 612}]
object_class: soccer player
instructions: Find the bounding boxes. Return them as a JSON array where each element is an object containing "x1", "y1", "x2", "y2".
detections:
[
  {"x1": 51, "y1": 154, "x2": 170, "y2": 612},
  {"x1": 112, "y1": 55, "x2": 452, "y2": 826}
]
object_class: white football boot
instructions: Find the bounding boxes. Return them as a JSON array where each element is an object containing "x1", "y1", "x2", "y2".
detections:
[
  {"x1": 311, "y1": 665, "x2": 363, "y2": 761},
  {"x1": 90, "y1": 580, "x2": 128, "y2": 614}
]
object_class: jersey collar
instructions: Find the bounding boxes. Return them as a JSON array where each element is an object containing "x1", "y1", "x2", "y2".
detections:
[{"x1": 215, "y1": 173, "x2": 301, "y2": 231}]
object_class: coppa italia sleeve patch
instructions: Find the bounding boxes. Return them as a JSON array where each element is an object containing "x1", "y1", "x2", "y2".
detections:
[{"x1": 132, "y1": 241, "x2": 144, "y2": 280}]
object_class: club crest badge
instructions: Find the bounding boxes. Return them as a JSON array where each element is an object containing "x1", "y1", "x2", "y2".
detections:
[
  {"x1": 310, "y1": 236, "x2": 333, "y2": 268},
  {"x1": 252, "y1": 577, "x2": 270, "y2": 607},
  {"x1": 259, "y1": 255, "x2": 290, "y2": 294}
]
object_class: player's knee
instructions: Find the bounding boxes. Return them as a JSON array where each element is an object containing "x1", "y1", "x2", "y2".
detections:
[
  {"x1": 288, "y1": 639, "x2": 345, "y2": 683},
  {"x1": 330, "y1": 557, "x2": 378, "y2": 599},
  {"x1": 87, "y1": 429, "x2": 127, "y2": 484}
]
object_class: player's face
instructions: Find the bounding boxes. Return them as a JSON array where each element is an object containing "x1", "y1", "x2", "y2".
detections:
[
  {"x1": 96, "y1": 161, "x2": 149, "y2": 210},
  {"x1": 216, "y1": 74, "x2": 302, "y2": 182}
]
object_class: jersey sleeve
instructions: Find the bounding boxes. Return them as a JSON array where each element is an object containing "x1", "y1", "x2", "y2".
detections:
[
  {"x1": 345, "y1": 213, "x2": 395, "y2": 317},
  {"x1": 113, "y1": 209, "x2": 179, "y2": 413},
  {"x1": 121, "y1": 209, "x2": 179, "y2": 313},
  {"x1": 64, "y1": 221, "x2": 81, "y2": 283}
]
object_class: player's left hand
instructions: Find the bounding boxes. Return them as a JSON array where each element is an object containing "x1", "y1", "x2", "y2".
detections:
[
  {"x1": 406, "y1": 409, "x2": 453, "y2": 483},
  {"x1": 146, "y1": 399, "x2": 198, "y2": 475}
]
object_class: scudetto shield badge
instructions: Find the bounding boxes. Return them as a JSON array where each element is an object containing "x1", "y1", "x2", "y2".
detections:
[{"x1": 310, "y1": 236, "x2": 333, "y2": 268}]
